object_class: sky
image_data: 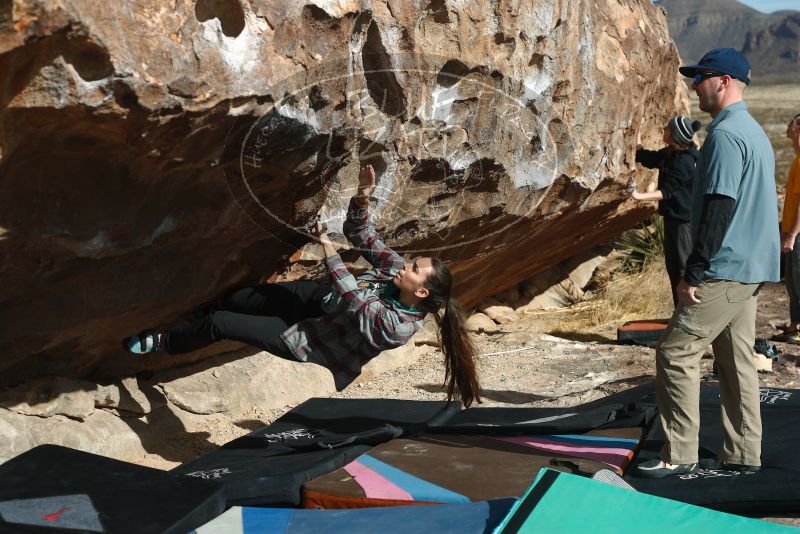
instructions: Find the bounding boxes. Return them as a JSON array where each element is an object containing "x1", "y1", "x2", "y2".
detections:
[{"x1": 728, "y1": 0, "x2": 798, "y2": 12}]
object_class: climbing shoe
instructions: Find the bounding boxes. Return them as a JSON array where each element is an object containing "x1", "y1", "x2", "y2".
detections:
[
  {"x1": 123, "y1": 332, "x2": 163, "y2": 355},
  {"x1": 632, "y1": 458, "x2": 698, "y2": 479}
]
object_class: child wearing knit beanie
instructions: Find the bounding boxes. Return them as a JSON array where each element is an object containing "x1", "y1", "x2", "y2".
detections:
[{"x1": 632, "y1": 117, "x2": 702, "y2": 308}]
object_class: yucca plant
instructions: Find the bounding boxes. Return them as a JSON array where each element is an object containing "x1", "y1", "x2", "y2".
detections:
[{"x1": 617, "y1": 216, "x2": 664, "y2": 273}]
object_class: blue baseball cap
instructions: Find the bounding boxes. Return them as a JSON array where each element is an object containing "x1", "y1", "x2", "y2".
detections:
[{"x1": 679, "y1": 48, "x2": 752, "y2": 85}]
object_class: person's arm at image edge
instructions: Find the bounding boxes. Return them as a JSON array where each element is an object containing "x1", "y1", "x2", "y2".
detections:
[
  {"x1": 781, "y1": 193, "x2": 800, "y2": 252},
  {"x1": 632, "y1": 190, "x2": 664, "y2": 201}
]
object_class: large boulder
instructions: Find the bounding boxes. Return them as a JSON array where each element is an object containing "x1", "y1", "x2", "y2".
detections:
[{"x1": 0, "y1": 0, "x2": 688, "y2": 385}]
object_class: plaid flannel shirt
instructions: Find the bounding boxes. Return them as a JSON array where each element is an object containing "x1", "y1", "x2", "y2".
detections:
[{"x1": 280, "y1": 199, "x2": 426, "y2": 390}]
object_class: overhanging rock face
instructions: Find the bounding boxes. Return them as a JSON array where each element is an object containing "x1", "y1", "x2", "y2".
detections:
[{"x1": 0, "y1": 0, "x2": 688, "y2": 384}]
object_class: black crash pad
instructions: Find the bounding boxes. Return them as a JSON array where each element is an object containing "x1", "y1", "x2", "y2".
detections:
[
  {"x1": 0, "y1": 444, "x2": 224, "y2": 534},
  {"x1": 627, "y1": 385, "x2": 800, "y2": 514},
  {"x1": 173, "y1": 398, "x2": 459, "y2": 507}
]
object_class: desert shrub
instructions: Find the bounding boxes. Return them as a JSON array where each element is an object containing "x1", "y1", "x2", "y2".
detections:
[{"x1": 617, "y1": 217, "x2": 664, "y2": 273}]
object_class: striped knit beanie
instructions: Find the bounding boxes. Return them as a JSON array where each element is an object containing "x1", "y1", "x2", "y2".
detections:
[{"x1": 668, "y1": 116, "x2": 701, "y2": 146}]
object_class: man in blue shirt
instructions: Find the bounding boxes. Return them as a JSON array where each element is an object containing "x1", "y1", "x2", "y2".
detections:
[{"x1": 634, "y1": 49, "x2": 780, "y2": 478}]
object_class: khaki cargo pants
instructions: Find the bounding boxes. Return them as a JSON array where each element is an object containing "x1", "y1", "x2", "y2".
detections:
[{"x1": 656, "y1": 280, "x2": 762, "y2": 465}]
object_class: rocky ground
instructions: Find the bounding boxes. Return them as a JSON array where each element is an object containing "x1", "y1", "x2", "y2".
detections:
[{"x1": 338, "y1": 281, "x2": 800, "y2": 406}]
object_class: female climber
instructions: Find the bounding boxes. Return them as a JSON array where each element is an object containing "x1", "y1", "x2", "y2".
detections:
[
  {"x1": 631, "y1": 116, "x2": 701, "y2": 307},
  {"x1": 123, "y1": 165, "x2": 481, "y2": 407}
]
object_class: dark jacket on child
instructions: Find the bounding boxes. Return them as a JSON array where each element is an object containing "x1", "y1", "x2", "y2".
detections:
[{"x1": 635, "y1": 145, "x2": 699, "y2": 223}]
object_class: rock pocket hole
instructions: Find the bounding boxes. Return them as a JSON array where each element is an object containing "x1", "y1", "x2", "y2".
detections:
[
  {"x1": 0, "y1": 0, "x2": 12, "y2": 26},
  {"x1": 308, "y1": 85, "x2": 328, "y2": 111},
  {"x1": 111, "y1": 80, "x2": 139, "y2": 109},
  {"x1": 358, "y1": 138, "x2": 388, "y2": 177},
  {"x1": 530, "y1": 134, "x2": 543, "y2": 153},
  {"x1": 303, "y1": 4, "x2": 335, "y2": 24},
  {"x1": 464, "y1": 159, "x2": 503, "y2": 193},
  {"x1": 362, "y1": 22, "x2": 406, "y2": 118},
  {"x1": 547, "y1": 118, "x2": 568, "y2": 145},
  {"x1": 410, "y1": 158, "x2": 453, "y2": 183},
  {"x1": 195, "y1": 0, "x2": 246, "y2": 37},
  {"x1": 63, "y1": 39, "x2": 114, "y2": 82},
  {"x1": 436, "y1": 59, "x2": 469, "y2": 88},
  {"x1": 426, "y1": 0, "x2": 450, "y2": 23},
  {"x1": 529, "y1": 52, "x2": 545, "y2": 69}
]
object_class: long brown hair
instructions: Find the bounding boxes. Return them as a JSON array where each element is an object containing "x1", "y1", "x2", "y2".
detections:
[{"x1": 418, "y1": 259, "x2": 481, "y2": 407}]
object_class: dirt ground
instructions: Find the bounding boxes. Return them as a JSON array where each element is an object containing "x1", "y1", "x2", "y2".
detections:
[{"x1": 331, "y1": 282, "x2": 800, "y2": 404}]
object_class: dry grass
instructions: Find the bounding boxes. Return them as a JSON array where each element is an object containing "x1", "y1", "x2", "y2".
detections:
[
  {"x1": 589, "y1": 258, "x2": 673, "y2": 324},
  {"x1": 548, "y1": 258, "x2": 673, "y2": 339}
]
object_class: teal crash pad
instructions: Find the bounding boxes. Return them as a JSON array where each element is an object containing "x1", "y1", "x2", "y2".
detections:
[{"x1": 495, "y1": 468, "x2": 796, "y2": 533}]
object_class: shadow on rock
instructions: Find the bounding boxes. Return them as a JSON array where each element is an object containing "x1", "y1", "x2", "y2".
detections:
[{"x1": 115, "y1": 376, "x2": 216, "y2": 464}]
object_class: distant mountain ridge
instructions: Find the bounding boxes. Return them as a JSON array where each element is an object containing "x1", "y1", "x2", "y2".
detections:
[{"x1": 656, "y1": 0, "x2": 800, "y2": 82}]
